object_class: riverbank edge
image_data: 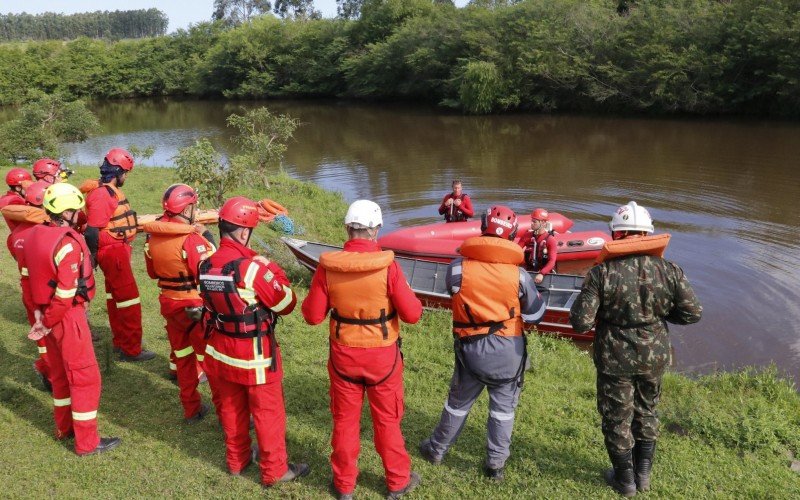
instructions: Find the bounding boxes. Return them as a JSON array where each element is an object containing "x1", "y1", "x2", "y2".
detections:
[{"x1": 0, "y1": 165, "x2": 798, "y2": 498}]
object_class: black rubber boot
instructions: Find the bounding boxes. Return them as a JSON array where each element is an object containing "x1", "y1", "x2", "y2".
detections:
[
  {"x1": 633, "y1": 440, "x2": 656, "y2": 491},
  {"x1": 80, "y1": 437, "x2": 122, "y2": 456},
  {"x1": 604, "y1": 448, "x2": 637, "y2": 497}
]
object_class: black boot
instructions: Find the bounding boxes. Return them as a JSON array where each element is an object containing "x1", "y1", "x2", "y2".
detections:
[
  {"x1": 604, "y1": 448, "x2": 636, "y2": 497},
  {"x1": 633, "y1": 440, "x2": 656, "y2": 491}
]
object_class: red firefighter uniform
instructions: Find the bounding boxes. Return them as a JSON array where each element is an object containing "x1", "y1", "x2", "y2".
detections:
[
  {"x1": 0, "y1": 189, "x2": 26, "y2": 231},
  {"x1": 19, "y1": 223, "x2": 102, "y2": 454},
  {"x1": 84, "y1": 182, "x2": 143, "y2": 357},
  {"x1": 198, "y1": 238, "x2": 297, "y2": 485},
  {"x1": 4, "y1": 205, "x2": 51, "y2": 382},
  {"x1": 302, "y1": 238, "x2": 423, "y2": 495},
  {"x1": 144, "y1": 217, "x2": 215, "y2": 419}
]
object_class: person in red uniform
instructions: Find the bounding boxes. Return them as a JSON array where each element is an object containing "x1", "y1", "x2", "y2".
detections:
[
  {"x1": 1, "y1": 168, "x2": 32, "y2": 230},
  {"x1": 143, "y1": 184, "x2": 216, "y2": 423},
  {"x1": 438, "y1": 179, "x2": 474, "y2": 223},
  {"x1": 84, "y1": 148, "x2": 154, "y2": 362},
  {"x1": 22, "y1": 183, "x2": 120, "y2": 455},
  {"x1": 32, "y1": 158, "x2": 74, "y2": 184},
  {"x1": 302, "y1": 199, "x2": 424, "y2": 500},
  {"x1": 2, "y1": 180, "x2": 51, "y2": 391},
  {"x1": 198, "y1": 196, "x2": 309, "y2": 487},
  {"x1": 517, "y1": 208, "x2": 557, "y2": 283}
]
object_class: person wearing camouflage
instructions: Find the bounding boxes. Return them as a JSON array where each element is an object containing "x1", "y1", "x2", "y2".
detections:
[{"x1": 570, "y1": 201, "x2": 702, "y2": 497}]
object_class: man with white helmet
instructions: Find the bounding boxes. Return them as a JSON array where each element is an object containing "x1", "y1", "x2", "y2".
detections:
[
  {"x1": 21, "y1": 183, "x2": 120, "y2": 455},
  {"x1": 570, "y1": 201, "x2": 702, "y2": 496},
  {"x1": 302, "y1": 200, "x2": 423, "y2": 500}
]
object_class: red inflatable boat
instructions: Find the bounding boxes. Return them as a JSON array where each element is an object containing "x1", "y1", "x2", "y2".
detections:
[{"x1": 377, "y1": 213, "x2": 609, "y2": 274}]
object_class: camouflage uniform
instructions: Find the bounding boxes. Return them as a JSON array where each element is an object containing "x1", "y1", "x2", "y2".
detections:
[{"x1": 569, "y1": 254, "x2": 701, "y2": 453}]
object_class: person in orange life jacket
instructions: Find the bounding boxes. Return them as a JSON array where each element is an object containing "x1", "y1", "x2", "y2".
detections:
[
  {"x1": 143, "y1": 184, "x2": 216, "y2": 423},
  {"x1": 570, "y1": 201, "x2": 702, "y2": 497},
  {"x1": 198, "y1": 196, "x2": 309, "y2": 487},
  {"x1": 2, "y1": 180, "x2": 52, "y2": 392},
  {"x1": 83, "y1": 148, "x2": 154, "y2": 362},
  {"x1": 438, "y1": 179, "x2": 474, "y2": 223},
  {"x1": 302, "y1": 200, "x2": 424, "y2": 500},
  {"x1": 22, "y1": 183, "x2": 121, "y2": 456},
  {"x1": 1, "y1": 168, "x2": 32, "y2": 230},
  {"x1": 419, "y1": 205, "x2": 546, "y2": 482},
  {"x1": 517, "y1": 208, "x2": 557, "y2": 284}
]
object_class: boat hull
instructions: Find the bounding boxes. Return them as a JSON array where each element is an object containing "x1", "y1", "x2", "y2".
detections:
[{"x1": 281, "y1": 237, "x2": 594, "y2": 342}]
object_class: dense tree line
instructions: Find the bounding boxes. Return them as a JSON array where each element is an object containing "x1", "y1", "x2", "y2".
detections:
[
  {"x1": 0, "y1": 9, "x2": 168, "y2": 41},
  {"x1": 0, "y1": 0, "x2": 798, "y2": 116}
]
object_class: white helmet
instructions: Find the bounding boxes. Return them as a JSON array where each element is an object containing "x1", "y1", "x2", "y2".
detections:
[
  {"x1": 345, "y1": 199, "x2": 383, "y2": 228},
  {"x1": 609, "y1": 201, "x2": 654, "y2": 233}
]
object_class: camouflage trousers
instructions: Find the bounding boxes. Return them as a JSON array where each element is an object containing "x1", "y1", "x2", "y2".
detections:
[{"x1": 596, "y1": 371, "x2": 662, "y2": 453}]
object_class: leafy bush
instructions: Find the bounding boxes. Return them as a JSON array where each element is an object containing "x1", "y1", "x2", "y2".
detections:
[
  {"x1": 0, "y1": 92, "x2": 99, "y2": 162},
  {"x1": 172, "y1": 107, "x2": 298, "y2": 206}
]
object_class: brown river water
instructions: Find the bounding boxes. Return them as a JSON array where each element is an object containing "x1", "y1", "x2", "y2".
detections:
[{"x1": 60, "y1": 99, "x2": 800, "y2": 384}]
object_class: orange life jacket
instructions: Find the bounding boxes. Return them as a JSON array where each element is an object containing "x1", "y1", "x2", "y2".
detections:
[
  {"x1": 452, "y1": 236, "x2": 524, "y2": 338},
  {"x1": 24, "y1": 225, "x2": 95, "y2": 306},
  {"x1": 83, "y1": 180, "x2": 137, "y2": 241},
  {"x1": 143, "y1": 219, "x2": 213, "y2": 300},
  {"x1": 320, "y1": 249, "x2": 400, "y2": 348},
  {"x1": 595, "y1": 234, "x2": 671, "y2": 264},
  {"x1": 0, "y1": 205, "x2": 48, "y2": 224}
]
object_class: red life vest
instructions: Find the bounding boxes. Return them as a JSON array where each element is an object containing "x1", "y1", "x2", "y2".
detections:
[
  {"x1": 9, "y1": 220, "x2": 42, "y2": 274},
  {"x1": 319, "y1": 249, "x2": 399, "y2": 348},
  {"x1": 24, "y1": 224, "x2": 95, "y2": 306},
  {"x1": 452, "y1": 236, "x2": 524, "y2": 338},
  {"x1": 198, "y1": 257, "x2": 277, "y2": 369},
  {"x1": 524, "y1": 231, "x2": 553, "y2": 272},
  {"x1": 444, "y1": 193, "x2": 470, "y2": 222}
]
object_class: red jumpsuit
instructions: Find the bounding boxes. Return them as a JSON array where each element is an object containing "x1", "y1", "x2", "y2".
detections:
[
  {"x1": 438, "y1": 192, "x2": 474, "y2": 222},
  {"x1": 0, "y1": 190, "x2": 26, "y2": 230},
  {"x1": 85, "y1": 184, "x2": 143, "y2": 356},
  {"x1": 20, "y1": 224, "x2": 101, "y2": 454},
  {"x1": 144, "y1": 216, "x2": 215, "y2": 419},
  {"x1": 302, "y1": 239, "x2": 423, "y2": 494},
  {"x1": 199, "y1": 238, "x2": 297, "y2": 485},
  {"x1": 8, "y1": 216, "x2": 50, "y2": 381}
]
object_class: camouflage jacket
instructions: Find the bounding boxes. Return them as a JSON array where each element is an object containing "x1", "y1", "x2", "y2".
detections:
[{"x1": 569, "y1": 254, "x2": 702, "y2": 376}]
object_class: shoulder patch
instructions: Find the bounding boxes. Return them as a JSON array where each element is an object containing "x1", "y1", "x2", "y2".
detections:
[
  {"x1": 196, "y1": 244, "x2": 207, "y2": 253},
  {"x1": 263, "y1": 270, "x2": 274, "y2": 282}
]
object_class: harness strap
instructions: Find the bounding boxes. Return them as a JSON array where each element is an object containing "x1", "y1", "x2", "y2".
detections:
[
  {"x1": 453, "y1": 303, "x2": 512, "y2": 335},
  {"x1": 331, "y1": 308, "x2": 397, "y2": 340}
]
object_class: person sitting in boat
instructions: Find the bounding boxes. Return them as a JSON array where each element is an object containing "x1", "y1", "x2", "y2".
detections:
[
  {"x1": 517, "y1": 208, "x2": 557, "y2": 283},
  {"x1": 438, "y1": 179, "x2": 474, "y2": 223}
]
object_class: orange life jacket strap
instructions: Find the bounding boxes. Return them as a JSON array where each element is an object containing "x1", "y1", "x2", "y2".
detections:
[{"x1": 331, "y1": 308, "x2": 397, "y2": 340}]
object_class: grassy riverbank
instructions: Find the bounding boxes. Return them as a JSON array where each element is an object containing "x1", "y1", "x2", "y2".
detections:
[{"x1": 1, "y1": 166, "x2": 799, "y2": 498}]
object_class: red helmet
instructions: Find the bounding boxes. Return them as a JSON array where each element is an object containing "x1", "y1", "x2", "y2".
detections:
[
  {"x1": 219, "y1": 196, "x2": 259, "y2": 228},
  {"x1": 5, "y1": 168, "x2": 32, "y2": 187},
  {"x1": 32, "y1": 158, "x2": 61, "y2": 181},
  {"x1": 104, "y1": 148, "x2": 134, "y2": 171},
  {"x1": 481, "y1": 205, "x2": 518, "y2": 240},
  {"x1": 24, "y1": 180, "x2": 50, "y2": 207},
  {"x1": 531, "y1": 208, "x2": 549, "y2": 221},
  {"x1": 162, "y1": 184, "x2": 198, "y2": 214}
]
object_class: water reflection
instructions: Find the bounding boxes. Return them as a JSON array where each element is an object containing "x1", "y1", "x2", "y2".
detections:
[{"x1": 58, "y1": 99, "x2": 800, "y2": 384}]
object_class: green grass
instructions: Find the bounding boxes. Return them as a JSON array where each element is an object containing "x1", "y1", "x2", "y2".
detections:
[{"x1": 1, "y1": 166, "x2": 799, "y2": 498}]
